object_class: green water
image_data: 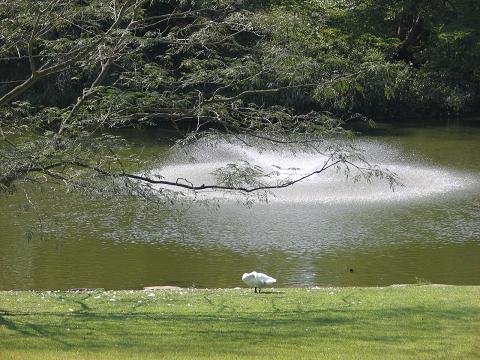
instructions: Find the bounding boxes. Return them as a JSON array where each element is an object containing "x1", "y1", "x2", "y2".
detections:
[{"x1": 0, "y1": 122, "x2": 479, "y2": 289}]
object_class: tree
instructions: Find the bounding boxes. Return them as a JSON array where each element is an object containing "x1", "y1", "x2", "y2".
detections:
[{"x1": 0, "y1": 0, "x2": 418, "y2": 204}]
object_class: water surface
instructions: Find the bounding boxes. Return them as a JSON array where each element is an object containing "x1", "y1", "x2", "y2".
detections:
[{"x1": 1, "y1": 122, "x2": 479, "y2": 289}]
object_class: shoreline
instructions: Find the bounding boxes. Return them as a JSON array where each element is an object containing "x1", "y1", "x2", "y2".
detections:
[{"x1": 0, "y1": 283, "x2": 471, "y2": 292}]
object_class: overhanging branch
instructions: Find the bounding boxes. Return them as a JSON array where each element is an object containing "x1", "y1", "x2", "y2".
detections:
[{"x1": 2, "y1": 157, "x2": 345, "y2": 194}]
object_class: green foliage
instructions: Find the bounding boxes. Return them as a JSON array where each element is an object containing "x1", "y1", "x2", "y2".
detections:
[
  {"x1": 1, "y1": 0, "x2": 479, "y2": 197},
  {"x1": 2, "y1": 0, "x2": 479, "y2": 124}
]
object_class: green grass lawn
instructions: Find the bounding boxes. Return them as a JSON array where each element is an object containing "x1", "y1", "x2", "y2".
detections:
[{"x1": 0, "y1": 286, "x2": 479, "y2": 359}]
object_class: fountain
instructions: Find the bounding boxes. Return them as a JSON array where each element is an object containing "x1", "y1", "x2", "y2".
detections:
[{"x1": 153, "y1": 137, "x2": 477, "y2": 204}]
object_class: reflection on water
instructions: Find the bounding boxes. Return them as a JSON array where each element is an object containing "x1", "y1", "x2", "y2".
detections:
[{"x1": 0, "y1": 123, "x2": 480, "y2": 289}]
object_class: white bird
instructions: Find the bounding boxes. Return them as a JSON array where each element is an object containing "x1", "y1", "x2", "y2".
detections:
[{"x1": 241, "y1": 271, "x2": 276, "y2": 293}]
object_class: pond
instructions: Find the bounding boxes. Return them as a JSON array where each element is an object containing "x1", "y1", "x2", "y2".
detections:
[{"x1": 1, "y1": 120, "x2": 479, "y2": 289}]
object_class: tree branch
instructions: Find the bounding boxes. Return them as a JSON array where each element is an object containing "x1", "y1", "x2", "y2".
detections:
[
  {"x1": 1, "y1": 157, "x2": 344, "y2": 194},
  {"x1": 58, "y1": 6, "x2": 139, "y2": 135},
  {"x1": 207, "y1": 71, "x2": 365, "y2": 103},
  {"x1": 0, "y1": 0, "x2": 135, "y2": 108}
]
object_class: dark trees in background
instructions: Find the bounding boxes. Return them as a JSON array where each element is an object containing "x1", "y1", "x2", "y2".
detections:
[{"x1": 0, "y1": 0, "x2": 478, "y2": 200}]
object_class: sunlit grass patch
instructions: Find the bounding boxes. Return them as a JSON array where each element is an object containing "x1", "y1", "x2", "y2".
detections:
[{"x1": 0, "y1": 286, "x2": 479, "y2": 359}]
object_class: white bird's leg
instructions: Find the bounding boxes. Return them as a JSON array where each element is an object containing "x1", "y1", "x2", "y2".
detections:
[{"x1": 254, "y1": 287, "x2": 257, "y2": 293}]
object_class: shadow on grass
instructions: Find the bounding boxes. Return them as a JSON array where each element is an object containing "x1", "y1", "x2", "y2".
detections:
[
  {"x1": 0, "y1": 310, "x2": 31, "y2": 336},
  {"x1": 0, "y1": 305, "x2": 478, "y2": 355},
  {"x1": 0, "y1": 311, "x2": 71, "y2": 346}
]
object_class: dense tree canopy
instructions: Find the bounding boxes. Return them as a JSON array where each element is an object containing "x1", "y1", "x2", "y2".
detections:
[{"x1": 0, "y1": 0, "x2": 478, "y2": 201}]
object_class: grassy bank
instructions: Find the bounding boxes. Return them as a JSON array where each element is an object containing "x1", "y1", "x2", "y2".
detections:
[{"x1": 0, "y1": 286, "x2": 479, "y2": 359}]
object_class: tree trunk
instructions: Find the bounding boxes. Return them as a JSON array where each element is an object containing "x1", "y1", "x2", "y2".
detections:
[
  {"x1": 396, "y1": 15, "x2": 424, "y2": 64},
  {"x1": 0, "y1": 74, "x2": 38, "y2": 108}
]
